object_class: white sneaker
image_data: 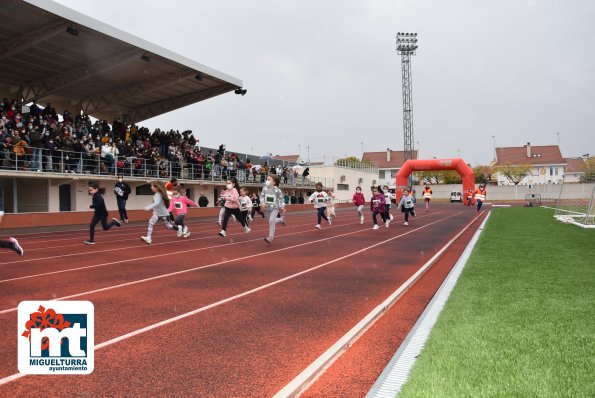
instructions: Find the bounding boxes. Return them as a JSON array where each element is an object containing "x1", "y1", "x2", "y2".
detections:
[
  {"x1": 390, "y1": 214, "x2": 394, "y2": 221},
  {"x1": 328, "y1": 219, "x2": 332, "y2": 225},
  {"x1": 140, "y1": 236, "x2": 152, "y2": 244},
  {"x1": 315, "y1": 224, "x2": 321, "y2": 229},
  {"x1": 183, "y1": 225, "x2": 189, "y2": 235},
  {"x1": 385, "y1": 220, "x2": 390, "y2": 228},
  {"x1": 373, "y1": 224, "x2": 379, "y2": 230},
  {"x1": 404, "y1": 221, "x2": 409, "y2": 226},
  {"x1": 360, "y1": 215, "x2": 364, "y2": 224},
  {"x1": 243, "y1": 226, "x2": 251, "y2": 233},
  {"x1": 218, "y1": 230, "x2": 226, "y2": 237},
  {"x1": 176, "y1": 227, "x2": 183, "y2": 238},
  {"x1": 183, "y1": 231, "x2": 191, "y2": 238}
]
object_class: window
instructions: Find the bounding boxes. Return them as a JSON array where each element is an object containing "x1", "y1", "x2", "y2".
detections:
[
  {"x1": 379, "y1": 170, "x2": 385, "y2": 179},
  {"x1": 136, "y1": 183, "x2": 154, "y2": 195},
  {"x1": 555, "y1": 167, "x2": 559, "y2": 176},
  {"x1": 337, "y1": 184, "x2": 349, "y2": 191}
]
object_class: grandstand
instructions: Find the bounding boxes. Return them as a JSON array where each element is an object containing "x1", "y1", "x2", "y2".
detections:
[{"x1": 0, "y1": 0, "x2": 326, "y2": 214}]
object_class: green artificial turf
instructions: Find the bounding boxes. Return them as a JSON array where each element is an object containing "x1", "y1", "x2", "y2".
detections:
[{"x1": 399, "y1": 207, "x2": 595, "y2": 398}]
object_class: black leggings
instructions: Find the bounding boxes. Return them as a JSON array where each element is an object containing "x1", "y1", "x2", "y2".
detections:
[
  {"x1": 317, "y1": 207, "x2": 328, "y2": 224},
  {"x1": 251, "y1": 206, "x2": 265, "y2": 218},
  {"x1": 0, "y1": 240, "x2": 15, "y2": 249},
  {"x1": 222, "y1": 207, "x2": 247, "y2": 231},
  {"x1": 90, "y1": 214, "x2": 117, "y2": 240},
  {"x1": 372, "y1": 211, "x2": 387, "y2": 225}
]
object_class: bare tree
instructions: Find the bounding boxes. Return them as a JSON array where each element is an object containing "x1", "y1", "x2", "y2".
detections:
[{"x1": 496, "y1": 163, "x2": 533, "y2": 185}]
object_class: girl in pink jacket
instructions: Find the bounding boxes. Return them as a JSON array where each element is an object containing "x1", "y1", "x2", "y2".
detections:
[
  {"x1": 352, "y1": 186, "x2": 366, "y2": 224},
  {"x1": 218, "y1": 178, "x2": 250, "y2": 237},
  {"x1": 168, "y1": 186, "x2": 198, "y2": 238}
]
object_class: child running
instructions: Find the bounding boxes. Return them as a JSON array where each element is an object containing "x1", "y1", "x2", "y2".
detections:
[
  {"x1": 397, "y1": 187, "x2": 416, "y2": 226},
  {"x1": 219, "y1": 177, "x2": 250, "y2": 237},
  {"x1": 309, "y1": 182, "x2": 331, "y2": 229},
  {"x1": 217, "y1": 189, "x2": 236, "y2": 225},
  {"x1": 260, "y1": 174, "x2": 286, "y2": 244},
  {"x1": 239, "y1": 188, "x2": 253, "y2": 226},
  {"x1": 167, "y1": 185, "x2": 198, "y2": 238},
  {"x1": 352, "y1": 186, "x2": 365, "y2": 224},
  {"x1": 474, "y1": 184, "x2": 487, "y2": 213},
  {"x1": 383, "y1": 185, "x2": 394, "y2": 224},
  {"x1": 0, "y1": 184, "x2": 24, "y2": 255},
  {"x1": 370, "y1": 186, "x2": 387, "y2": 229},
  {"x1": 326, "y1": 190, "x2": 337, "y2": 219},
  {"x1": 423, "y1": 185, "x2": 433, "y2": 212},
  {"x1": 141, "y1": 181, "x2": 180, "y2": 244},
  {"x1": 250, "y1": 192, "x2": 265, "y2": 220},
  {"x1": 85, "y1": 182, "x2": 121, "y2": 245}
]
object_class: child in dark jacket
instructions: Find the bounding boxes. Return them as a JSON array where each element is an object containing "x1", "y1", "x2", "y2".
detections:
[
  {"x1": 85, "y1": 182, "x2": 121, "y2": 244},
  {"x1": 370, "y1": 186, "x2": 388, "y2": 230}
]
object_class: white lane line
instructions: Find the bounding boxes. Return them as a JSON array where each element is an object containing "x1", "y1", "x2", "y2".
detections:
[
  {"x1": 3, "y1": 211, "x2": 317, "y2": 249},
  {"x1": 365, "y1": 212, "x2": 490, "y2": 398},
  {"x1": 0, "y1": 213, "x2": 444, "y2": 314},
  {"x1": 0, "y1": 212, "x2": 460, "y2": 387},
  {"x1": 10, "y1": 212, "x2": 316, "y2": 252},
  {"x1": 0, "y1": 217, "x2": 363, "y2": 282},
  {"x1": 273, "y1": 211, "x2": 481, "y2": 398},
  {"x1": 0, "y1": 213, "x2": 321, "y2": 266}
]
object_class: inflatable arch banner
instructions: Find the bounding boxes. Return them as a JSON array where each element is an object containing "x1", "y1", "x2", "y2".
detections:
[{"x1": 395, "y1": 158, "x2": 475, "y2": 205}]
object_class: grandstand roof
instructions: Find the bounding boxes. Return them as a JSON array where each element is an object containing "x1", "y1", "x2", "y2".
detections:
[
  {"x1": 0, "y1": 0, "x2": 243, "y2": 124},
  {"x1": 362, "y1": 150, "x2": 418, "y2": 169},
  {"x1": 494, "y1": 145, "x2": 565, "y2": 166}
]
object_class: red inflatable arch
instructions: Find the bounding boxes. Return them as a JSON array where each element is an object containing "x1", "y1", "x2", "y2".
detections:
[{"x1": 395, "y1": 158, "x2": 475, "y2": 204}]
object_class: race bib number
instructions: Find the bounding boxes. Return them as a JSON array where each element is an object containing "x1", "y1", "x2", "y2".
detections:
[
  {"x1": 405, "y1": 200, "x2": 412, "y2": 207},
  {"x1": 372, "y1": 199, "x2": 380, "y2": 208},
  {"x1": 266, "y1": 194, "x2": 275, "y2": 204},
  {"x1": 317, "y1": 198, "x2": 325, "y2": 204},
  {"x1": 175, "y1": 202, "x2": 182, "y2": 209}
]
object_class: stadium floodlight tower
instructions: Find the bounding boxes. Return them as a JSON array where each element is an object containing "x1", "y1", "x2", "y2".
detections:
[{"x1": 396, "y1": 32, "x2": 418, "y2": 173}]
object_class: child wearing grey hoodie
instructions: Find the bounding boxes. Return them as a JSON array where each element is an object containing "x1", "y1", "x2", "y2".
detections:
[
  {"x1": 260, "y1": 174, "x2": 286, "y2": 244},
  {"x1": 141, "y1": 181, "x2": 179, "y2": 244}
]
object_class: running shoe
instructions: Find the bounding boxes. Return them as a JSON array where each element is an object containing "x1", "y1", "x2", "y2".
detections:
[
  {"x1": 140, "y1": 236, "x2": 152, "y2": 244},
  {"x1": 385, "y1": 220, "x2": 390, "y2": 228},
  {"x1": 264, "y1": 237, "x2": 272, "y2": 244},
  {"x1": 404, "y1": 221, "x2": 409, "y2": 226},
  {"x1": 389, "y1": 214, "x2": 394, "y2": 221},
  {"x1": 112, "y1": 218, "x2": 122, "y2": 227},
  {"x1": 411, "y1": 210, "x2": 416, "y2": 217},
  {"x1": 183, "y1": 225, "x2": 189, "y2": 235},
  {"x1": 243, "y1": 226, "x2": 251, "y2": 233},
  {"x1": 281, "y1": 217, "x2": 286, "y2": 226},
  {"x1": 176, "y1": 227, "x2": 184, "y2": 238},
  {"x1": 124, "y1": 219, "x2": 129, "y2": 224},
  {"x1": 328, "y1": 219, "x2": 332, "y2": 226},
  {"x1": 315, "y1": 224, "x2": 321, "y2": 230},
  {"x1": 360, "y1": 215, "x2": 364, "y2": 224},
  {"x1": 84, "y1": 240, "x2": 95, "y2": 245},
  {"x1": 373, "y1": 225, "x2": 379, "y2": 230},
  {"x1": 8, "y1": 238, "x2": 24, "y2": 256},
  {"x1": 218, "y1": 230, "x2": 227, "y2": 237}
]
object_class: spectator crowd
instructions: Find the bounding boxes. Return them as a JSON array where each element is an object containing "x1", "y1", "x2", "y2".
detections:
[{"x1": 0, "y1": 99, "x2": 306, "y2": 185}]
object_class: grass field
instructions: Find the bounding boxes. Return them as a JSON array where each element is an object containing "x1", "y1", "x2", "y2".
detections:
[{"x1": 399, "y1": 207, "x2": 595, "y2": 398}]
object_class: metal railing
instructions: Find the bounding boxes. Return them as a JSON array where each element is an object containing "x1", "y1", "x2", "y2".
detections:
[{"x1": 0, "y1": 147, "x2": 331, "y2": 188}]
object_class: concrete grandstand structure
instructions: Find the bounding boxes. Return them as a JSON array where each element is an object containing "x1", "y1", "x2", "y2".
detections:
[{"x1": 0, "y1": 0, "x2": 325, "y2": 217}]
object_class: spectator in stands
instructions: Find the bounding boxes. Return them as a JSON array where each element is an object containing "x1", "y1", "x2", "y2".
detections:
[{"x1": 302, "y1": 167, "x2": 310, "y2": 184}]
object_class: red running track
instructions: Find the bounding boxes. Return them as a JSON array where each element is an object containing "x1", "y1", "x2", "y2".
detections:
[{"x1": 0, "y1": 204, "x2": 482, "y2": 397}]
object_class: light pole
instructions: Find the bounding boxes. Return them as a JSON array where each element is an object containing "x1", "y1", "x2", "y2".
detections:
[
  {"x1": 491, "y1": 135, "x2": 496, "y2": 162},
  {"x1": 397, "y1": 32, "x2": 418, "y2": 186},
  {"x1": 307, "y1": 145, "x2": 310, "y2": 164}
]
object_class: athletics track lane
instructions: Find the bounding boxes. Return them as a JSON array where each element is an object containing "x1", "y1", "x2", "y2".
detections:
[{"x1": 0, "y1": 205, "x2": 477, "y2": 397}]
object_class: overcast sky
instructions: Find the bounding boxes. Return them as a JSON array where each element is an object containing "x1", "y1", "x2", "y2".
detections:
[{"x1": 54, "y1": 0, "x2": 593, "y2": 165}]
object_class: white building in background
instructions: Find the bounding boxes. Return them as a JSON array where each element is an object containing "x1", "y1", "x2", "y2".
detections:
[
  {"x1": 362, "y1": 149, "x2": 418, "y2": 188},
  {"x1": 563, "y1": 157, "x2": 588, "y2": 183},
  {"x1": 493, "y1": 143, "x2": 566, "y2": 186},
  {"x1": 304, "y1": 164, "x2": 378, "y2": 202}
]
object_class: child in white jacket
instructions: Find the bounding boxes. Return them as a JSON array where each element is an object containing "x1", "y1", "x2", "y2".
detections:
[{"x1": 141, "y1": 181, "x2": 180, "y2": 244}]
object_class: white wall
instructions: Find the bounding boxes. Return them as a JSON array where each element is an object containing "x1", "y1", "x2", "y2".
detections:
[{"x1": 306, "y1": 165, "x2": 379, "y2": 201}]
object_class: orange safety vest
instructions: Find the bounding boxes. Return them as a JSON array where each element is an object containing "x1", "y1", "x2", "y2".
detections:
[
  {"x1": 423, "y1": 188, "x2": 432, "y2": 199},
  {"x1": 474, "y1": 188, "x2": 486, "y2": 201}
]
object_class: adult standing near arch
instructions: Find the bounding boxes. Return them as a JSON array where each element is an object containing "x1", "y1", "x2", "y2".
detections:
[{"x1": 114, "y1": 175, "x2": 131, "y2": 223}]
